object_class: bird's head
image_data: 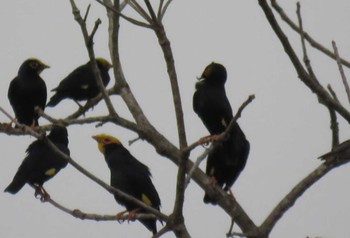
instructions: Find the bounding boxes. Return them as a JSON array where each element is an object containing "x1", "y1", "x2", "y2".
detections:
[
  {"x1": 92, "y1": 134, "x2": 121, "y2": 154},
  {"x1": 19, "y1": 58, "x2": 50, "y2": 75},
  {"x1": 198, "y1": 62, "x2": 227, "y2": 84},
  {"x1": 96, "y1": 58, "x2": 112, "y2": 71}
]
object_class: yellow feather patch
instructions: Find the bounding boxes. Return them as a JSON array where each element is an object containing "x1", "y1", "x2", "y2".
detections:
[
  {"x1": 141, "y1": 194, "x2": 152, "y2": 206},
  {"x1": 96, "y1": 58, "x2": 112, "y2": 68},
  {"x1": 45, "y1": 168, "x2": 56, "y2": 176},
  {"x1": 221, "y1": 118, "x2": 227, "y2": 127}
]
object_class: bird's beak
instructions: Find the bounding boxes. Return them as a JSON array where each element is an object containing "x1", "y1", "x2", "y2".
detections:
[
  {"x1": 92, "y1": 135, "x2": 99, "y2": 141},
  {"x1": 196, "y1": 76, "x2": 205, "y2": 82},
  {"x1": 37, "y1": 62, "x2": 50, "y2": 74},
  {"x1": 43, "y1": 64, "x2": 50, "y2": 69}
]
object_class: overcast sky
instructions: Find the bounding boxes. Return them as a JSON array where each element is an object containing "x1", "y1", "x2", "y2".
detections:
[{"x1": 1, "y1": 1, "x2": 350, "y2": 237}]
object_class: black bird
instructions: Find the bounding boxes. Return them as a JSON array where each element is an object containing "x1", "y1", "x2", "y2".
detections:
[
  {"x1": 47, "y1": 58, "x2": 112, "y2": 107},
  {"x1": 193, "y1": 62, "x2": 250, "y2": 204},
  {"x1": 8, "y1": 58, "x2": 49, "y2": 126},
  {"x1": 5, "y1": 126, "x2": 70, "y2": 200},
  {"x1": 92, "y1": 134, "x2": 161, "y2": 235}
]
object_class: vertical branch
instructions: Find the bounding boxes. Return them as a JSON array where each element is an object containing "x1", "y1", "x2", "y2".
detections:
[
  {"x1": 332, "y1": 41, "x2": 350, "y2": 104},
  {"x1": 296, "y1": 2, "x2": 318, "y2": 83},
  {"x1": 144, "y1": 0, "x2": 187, "y2": 149},
  {"x1": 69, "y1": 0, "x2": 117, "y2": 116},
  {"x1": 327, "y1": 85, "x2": 340, "y2": 147}
]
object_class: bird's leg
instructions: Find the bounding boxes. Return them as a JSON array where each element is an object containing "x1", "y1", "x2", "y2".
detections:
[
  {"x1": 198, "y1": 135, "x2": 214, "y2": 145},
  {"x1": 30, "y1": 119, "x2": 38, "y2": 128},
  {"x1": 116, "y1": 208, "x2": 141, "y2": 223},
  {"x1": 209, "y1": 176, "x2": 218, "y2": 186},
  {"x1": 73, "y1": 100, "x2": 84, "y2": 110},
  {"x1": 198, "y1": 132, "x2": 226, "y2": 146},
  {"x1": 33, "y1": 184, "x2": 50, "y2": 202},
  {"x1": 115, "y1": 210, "x2": 128, "y2": 223}
]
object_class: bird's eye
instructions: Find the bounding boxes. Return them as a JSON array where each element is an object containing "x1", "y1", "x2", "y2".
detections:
[
  {"x1": 30, "y1": 61, "x2": 39, "y2": 69},
  {"x1": 103, "y1": 138, "x2": 111, "y2": 144}
]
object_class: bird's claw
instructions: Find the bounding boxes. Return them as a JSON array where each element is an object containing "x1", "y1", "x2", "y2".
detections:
[
  {"x1": 34, "y1": 186, "x2": 50, "y2": 202},
  {"x1": 198, "y1": 133, "x2": 225, "y2": 146}
]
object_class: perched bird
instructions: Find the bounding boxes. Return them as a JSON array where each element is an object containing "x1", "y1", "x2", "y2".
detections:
[
  {"x1": 92, "y1": 134, "x2": 161, "y2": 234},
  {"x1": 5, "y1": 125, "x2": 70, "y2": 200},
  {"x1": 47, "y1": 58, "x2": 112, "y2": 107},
  {"x1": 193, "y1": 62, "x2": 250, "y2": 204},
  {"x1": 8, "y1": 58, "x2": 49, "y2": 126}
]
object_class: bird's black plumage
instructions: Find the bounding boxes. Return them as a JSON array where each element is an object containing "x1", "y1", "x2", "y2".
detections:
[
  {"x1": 193, "y1": 62, "x2": 250, "y2": 204},
  {"x1": 5, "y1": 126, "x2": 70, "y2": 194},
  {"x1": 93, "y1": 134, "x2": 161, "y2": 234},
  {"x1": 8, "y1": 58, "x2": 48, "y2": 126},
  {"x1": 47, "y1": 58, "x2": 112, "y2": 107}
]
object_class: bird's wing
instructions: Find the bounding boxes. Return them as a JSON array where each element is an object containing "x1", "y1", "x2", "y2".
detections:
[{"x1": 54, "y1": 65, "x2": 93, "y2": 92}]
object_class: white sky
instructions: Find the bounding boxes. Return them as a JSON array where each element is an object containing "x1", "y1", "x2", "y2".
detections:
[{"x1": 1, "y1": 0, "x2": 350, "y2": 237}]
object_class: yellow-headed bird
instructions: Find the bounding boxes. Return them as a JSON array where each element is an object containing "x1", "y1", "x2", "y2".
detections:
[
  {"x1": 8, "y1": 58, "x2": 49, "y2": 126},
  {"x1": 92, "y1": 134, "x2": 161, "y2": 234},
  {"x1": 47, "y1": 58, "x2": 112, "y2": 107}
]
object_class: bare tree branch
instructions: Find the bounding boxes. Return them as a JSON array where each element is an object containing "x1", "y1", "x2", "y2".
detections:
[
  {"x1": 260, "y1": 158, "x2": 349, "y2": 235},
  {"x1": 258, "y1": 0, "x2": 350, "y2": 235},
  {"x1": 296, "y1": 2, "x2": 319, "y2": 85},
  {"x1": 259, "y1": 0, "x2": 350, "y2": 123},
  {"x1": 326, "y1": 85, "x2": 340, "y2": 147},
  {"x1": 96, "y1": 0, "x2": 153, "y2": 28},
  {"x1": 43, "y1": 194, "x2": 160, "y2": 222},
  {"x1": 159, "y1": 0, "x2": 173, "y2": 21},
  {"x1": 271, "y1": 0, "x2": 350, "y2": 69},
  {"x1": 332, "y1": 41, "x2": 350, "y2": 104},
  {"x1": 70, "y1": 0, "x2": 118, "y2": 117},
  {"x1": 129, "y1": 0, "x2": 152, "y2": 23}
]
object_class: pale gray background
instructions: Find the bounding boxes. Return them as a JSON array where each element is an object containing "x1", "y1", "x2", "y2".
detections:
[{"x1": 1, "y1": 1, "x2": 350, "y2": 237}]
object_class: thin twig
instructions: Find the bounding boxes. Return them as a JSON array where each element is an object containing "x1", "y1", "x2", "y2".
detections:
[
  {"x1": 332, "y1": 41, "x2": 350, "y2": 104},
  {"x1": 70, "y1": 0, "x2": 118, "y2": 117},
  {"x1": 259, "y1": 0, "x2": 350, "y2": 123},
  {"x1": 96, "y1": 0, "x2": 153, "y2": 28},
  {"x1": 271, "y1": 0, "x2": 350, "y2": 69},
  {"x1": 258, "y1": 1, "x2": 350, "y2": 234},
  {"x1": 296, "y1": 2, "x2": 318, "y2": 83},
  {"x1": 83, "y1": 4, "x2": 91, "y2": 22},
  {"x1": 129, "y1": 0, "x2": 152, "y2": 23},
  {"x1": 157, "y1": 0, "x2": 164, "y2": 19},
  {"x1": 159, "y1": 0, "x2": 173, "y2": 21},
  {"x1": 327, "y1": 84, "x2": 340, "y2": 104},
  {"x1": 88, "y1": 18, "x2": 102, "y2": 46},
  {"x1": 46, "y1": 196, "x2": 159, "y2": 222},
  {"x1": 326, "y1": 85, "x2": 340, "y2": 147}
]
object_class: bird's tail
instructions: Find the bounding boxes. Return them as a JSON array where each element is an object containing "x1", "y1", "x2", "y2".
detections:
[
  {"x1": 140, "y1": 218, "x2": 157, "y2": 235},
  {"x1": 4, "y1": 179, "x2": 26, "y2": 194},
  {"x1": 47, "y1": 93, "x2": 63, "y2": 107}
]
